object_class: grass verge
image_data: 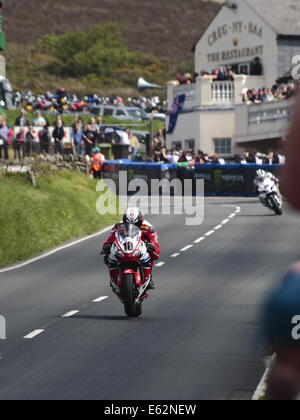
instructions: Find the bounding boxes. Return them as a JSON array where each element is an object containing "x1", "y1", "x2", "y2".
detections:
[{"x1": 0, "y1": 171, "x2": 120, "y2": 267}]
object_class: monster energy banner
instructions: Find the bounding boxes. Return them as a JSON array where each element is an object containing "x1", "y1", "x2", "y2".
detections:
[{"x1": 193, "y1": 164, "x2": 282, "y2": 196}]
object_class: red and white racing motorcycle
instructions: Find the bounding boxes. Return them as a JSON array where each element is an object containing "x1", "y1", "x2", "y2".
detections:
[{"x1": 109, "y1": 223, "x2": 152, "y2": 318}]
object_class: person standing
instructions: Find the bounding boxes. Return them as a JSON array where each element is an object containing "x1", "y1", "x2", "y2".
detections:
[
  {"x1": 71, "y1": 123, "x2": 84, "y2": 156},
  {"x1": 0, "y1": 120, "x2": 13, "y2": 160},
  {"x1": 39, "y1": 126, "x2": 51, "y2": 154},
  {"x1": 90, "y1": 147, "x2": 105, "y2": 179},
  {"x1": 128, "y1": 130, "x2": 140, "y2": 158},
  {"x1": 83, "y1": 124, "x2": 96, "y2": 156},
  {"x1": 25, "y1": 126, "x2": 38, "y2": 156},
  {"x1": 14, "y1": 128, "x2": 26, "y2": 160},
  {"x1": 53, "y1": 121, "x2": 66, "y2": 155},
  {"x1": 15, "y1": 109, "x2": 30, "y2": 127},
  {"x1": 89, "y1": 117, "x2": 100, "y2": 143},
  {"x1": 33, "y1": 111, "x2": 47, "y2": 127},
  {"x1": 154, "y1": 129, "x2": 165, "y2": 148}
]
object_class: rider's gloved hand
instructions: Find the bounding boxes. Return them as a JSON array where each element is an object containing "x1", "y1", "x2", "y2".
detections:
[{"x1": 146, "y1": 242, "x2": 156, "y2": 254}]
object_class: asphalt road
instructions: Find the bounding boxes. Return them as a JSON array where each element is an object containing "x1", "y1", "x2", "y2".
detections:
[{"x1": 0, "y1": 197, "x2": 299, "y2": 400}]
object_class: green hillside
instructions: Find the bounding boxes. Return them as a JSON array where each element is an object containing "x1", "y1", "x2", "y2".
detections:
[{"x1": 2, "y1": 0, "x2": 221, "y2": 94}]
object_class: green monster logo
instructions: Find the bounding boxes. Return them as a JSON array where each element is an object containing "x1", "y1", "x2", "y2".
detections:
[{"x1": 214, "y1": 169, "x2": 223, "y2": 192}]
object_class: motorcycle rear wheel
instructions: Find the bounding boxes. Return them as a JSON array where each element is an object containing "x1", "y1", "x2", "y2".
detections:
[{"x1": 122, "y1": 274, "x2": 142, "y2": 318}]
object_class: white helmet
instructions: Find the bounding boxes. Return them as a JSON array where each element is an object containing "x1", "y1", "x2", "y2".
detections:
[
  {"x1": 123, "y1": 208, "x2": 144, "y2": 226},
  {"x1": 256, "y1": 169, "x2": 266, "y2": 179}
]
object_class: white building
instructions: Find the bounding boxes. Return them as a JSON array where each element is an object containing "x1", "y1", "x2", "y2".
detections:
[{"x1": 166, "y1": 0, "x2": 298, "y2": 156}]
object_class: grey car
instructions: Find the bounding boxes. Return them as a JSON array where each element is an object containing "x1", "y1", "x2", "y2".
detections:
[{"x1": 91, "y1": 105, "x2": 149, "y2": 122}]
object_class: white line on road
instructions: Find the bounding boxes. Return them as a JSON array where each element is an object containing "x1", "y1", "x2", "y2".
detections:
[
  {"x1": 171, "y1": 253, "x2": 180, "y2": 258},
  {"x1": 93, "y1": 296, "x2": 108, "y2": 303},
  {"x1": 205, "y1": 231, "x2": 215, "y2": 237},
  {"x1": 214, "y1": 225, "x2": 223, "y2": 230},
  {"x1": 62, "y1": 310, "x2": 79, "y2": 318},
  {"x1": 0, "y1": 226, "x2": 113, "y2": 274},
  {"x1": 24, "y1": 330, "x2": 45, "y2": 340},
  {"x1": 156, "y1": 262, "x2": 166, "y2": 267},
  {"x1": 252, "y1": 355, "x2": 275, "y2": 400},
  {"x1": 181, "y1": 245, "x2": 194, "y2": 252},
  {"x1": 194, "y1": 237, "x2": 205, "y2": 244},
  {"x1": 229, "y1": 213, "x2": 236, "y2": 219},
  {"x1": 221, "y1": 219, "x2": 229, "y2": 225}
]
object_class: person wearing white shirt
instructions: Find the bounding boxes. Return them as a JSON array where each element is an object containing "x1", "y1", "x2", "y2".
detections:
[
  {"x1": 167, "y1": 150, "x2": 180, "y2": 164},
  {"x1": 33, "y1": 111, "x2": 47, "y2": 127},
  {"x1": 116, "y1": 130, "x2": 130, "y2": 146}
]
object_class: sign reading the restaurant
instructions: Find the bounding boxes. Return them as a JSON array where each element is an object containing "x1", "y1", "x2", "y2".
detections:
[{"x1": 207, "y1": 45, "x2": 264, "y2": 63}]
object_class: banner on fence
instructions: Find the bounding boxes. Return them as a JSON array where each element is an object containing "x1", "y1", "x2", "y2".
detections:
[{"x1": 102, "y1": 161, "x2": 283, "y2": 196}]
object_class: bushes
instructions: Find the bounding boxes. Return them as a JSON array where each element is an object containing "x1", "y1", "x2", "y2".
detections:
[{"x1": 35, "y1": 23, "x2": 166, "y2": 87}]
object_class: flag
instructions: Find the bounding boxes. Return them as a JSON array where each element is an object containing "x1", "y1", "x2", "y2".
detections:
[{"x1": 167, "y1": 94, "x2": 186, "y2": 134}]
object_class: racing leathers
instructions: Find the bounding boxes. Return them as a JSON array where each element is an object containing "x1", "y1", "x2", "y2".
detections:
[{"x1": 102, "y1": 220, "x2": 160, "y2": 287}]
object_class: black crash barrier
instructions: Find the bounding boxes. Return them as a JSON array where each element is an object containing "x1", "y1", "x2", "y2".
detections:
[
  {"x1": 102, "y1": 160, "x2": 177, "y2": 195},
  {"x1": 102, "y1": 161, "x2": 283, "y2": 196}
]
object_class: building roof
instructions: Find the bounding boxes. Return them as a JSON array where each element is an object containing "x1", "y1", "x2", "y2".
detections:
[{"x1": 247, "y1": 0, "x2": 300, "y2": 36}]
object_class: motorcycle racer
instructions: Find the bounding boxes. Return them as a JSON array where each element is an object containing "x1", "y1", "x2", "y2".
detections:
[
  {"x1": 101, "y1": 208, "x2": 160, "y2": 290},
  {"x1": 254, "y1": 169, "x2": 280, "y2": 207}
]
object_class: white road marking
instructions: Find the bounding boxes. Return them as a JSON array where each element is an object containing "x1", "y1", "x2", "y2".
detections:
[
  {"x1": 171, "y1": 253, "x2": 180, "y2": 258},
  {"x1": 93, "y1": 296, "x2": 108, "y2": 303},
  {"x1": 252, "y1": 355, "x2": 275, "y2": 400},
  {"x1": 181, "y1": 245, "x2": 194, "y2": 252},
  {"x1": 221, "y1": 219, "x2": 229, "y2": 225},
  {"x1": 156, "y1": 262, "x2": 165, "y2": 267},
  {"x1": 24, "y1": 330, "x2": 45, "y2": 340},
  {"x1": 229, "y1": 213, "x2": 236, "y2": 219},
  {"x1": 0, "y1": 226, "x2": 113, "y2": 274},
  {"x1": 62, "y1": 310, "x2": 79, "y2": 318},
  {"x1": 205, "y1": 230, "x2": 215, "y2": 237},
  {"x1": 214, "y1": 225, "x2": 223, "y2": 230},
  {"x1": 194, "y1": 237, "x2": 205, "y2": 244}
]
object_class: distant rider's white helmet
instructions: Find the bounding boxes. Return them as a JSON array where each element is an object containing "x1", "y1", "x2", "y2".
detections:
[{"x1": 256, "y1": 169, "x2": 266, "y2": 179}]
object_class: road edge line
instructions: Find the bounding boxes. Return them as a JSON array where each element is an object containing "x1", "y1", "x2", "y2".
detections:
[{"x1": 0, "y1": 226, "x2": 113, "y2": 274}]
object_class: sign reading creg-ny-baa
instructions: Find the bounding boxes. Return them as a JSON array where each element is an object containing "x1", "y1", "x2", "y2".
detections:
[{"x1": 207, "y1": 20, "x2": 263, "y2": 64}]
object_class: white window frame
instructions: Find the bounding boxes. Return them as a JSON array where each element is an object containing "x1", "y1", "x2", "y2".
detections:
[{"x1": 213, "y1": 138, "x2": 232, "y2": 156}]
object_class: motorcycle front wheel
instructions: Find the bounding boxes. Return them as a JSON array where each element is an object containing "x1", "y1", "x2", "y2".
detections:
[
  {"x1": 270, "y1": 196, "x2": 283, "y2": 216},
  {"x1": 121, "y1": 273, "x2": 142, "y2": 318}
]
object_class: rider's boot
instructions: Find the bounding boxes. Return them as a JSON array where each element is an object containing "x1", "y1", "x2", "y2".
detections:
[
  {"x1": 109, "y1": 267, "x2": 118, "y2": 288},
  {"x1": 142, "y1": 265, "x2": 155, "y2": 290}
]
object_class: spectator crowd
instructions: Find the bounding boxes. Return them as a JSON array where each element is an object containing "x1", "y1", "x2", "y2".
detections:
[
  {"x1": 0, "y1": 109, "x2": 286, "y2": 168},
  {"x1": 0, "y1": 110, "x2": 142, "y2": 161},
  {"x1": 12, "y1": 88, "x2": 167, "y2": 116},
  {"x1": 175, "y1": 57, "x2": 264, "y2": 85},
  {"x1": 152, "y1": 134, "x2": 285, "y2": 166},
  {"x1": 243, "y1": 84, "x2": 296, "y2": 104}
]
